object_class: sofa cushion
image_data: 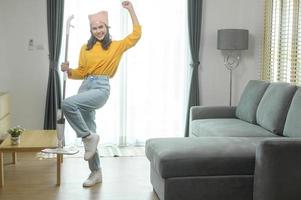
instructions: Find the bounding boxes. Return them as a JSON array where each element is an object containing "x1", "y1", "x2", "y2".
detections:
[
  {"x1": 236, "y1": 80, "x2": 270, "y2": 124},
  {"x1": 190, "y1": 119, "x2": 280, "y2": 137},
  {"x1": 283, "y1": 87, "x2": 301, "y2": 137},
  {"x1": 145, "y1": 137, "x2": 267, "y2": 178},
  {"x1": 256, "y1": 82, "x2": 297, "y2": 135}
]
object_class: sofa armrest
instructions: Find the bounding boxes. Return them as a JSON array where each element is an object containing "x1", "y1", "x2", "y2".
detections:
[
  {"x1": 190, "y1": 106, "x2": 236, "y2": 121},
  {"x1": 254, "y1": 138, "x2": 301, "y2": 200}
]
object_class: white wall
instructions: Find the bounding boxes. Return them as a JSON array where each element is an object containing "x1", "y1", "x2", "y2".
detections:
[
  {"x1": 200, "y1": 0, "x2": 264, "y2": 106},
  {"x1": 0, "y1": 4, "x2": 10, "y2": 92},
  {"x1": 0, "y1": 0, "x2": 49, "y2": 129}
]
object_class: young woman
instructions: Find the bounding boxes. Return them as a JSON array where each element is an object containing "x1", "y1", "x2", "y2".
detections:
[{"x1": 61, "y1": 1, "x2": 141, "y2": 187}]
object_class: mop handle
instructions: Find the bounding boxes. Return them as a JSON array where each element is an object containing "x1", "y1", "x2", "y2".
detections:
[
  {"x1": 62, "y1": 15, "x2": 74, "y2": 98},
  {"x1": 63, "y1": 15, "x2": 74, "y2": 84},
  {"x1": 60, "y1": 15, "x2": 74, "y2": 121}
]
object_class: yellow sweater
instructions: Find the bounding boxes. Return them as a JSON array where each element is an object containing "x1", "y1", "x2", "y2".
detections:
[{"x1": 70, "y1": 25, "x2": 141, "y2": 79}]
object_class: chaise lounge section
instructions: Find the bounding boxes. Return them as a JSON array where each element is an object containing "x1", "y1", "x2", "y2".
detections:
[{"x1": 145, "y1": 80, "x2": 301, "y2": 200}]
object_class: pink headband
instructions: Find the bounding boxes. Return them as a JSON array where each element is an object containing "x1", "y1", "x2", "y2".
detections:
[{"x1": 88, "y1": 11, "x2": 108, "y2": 25}]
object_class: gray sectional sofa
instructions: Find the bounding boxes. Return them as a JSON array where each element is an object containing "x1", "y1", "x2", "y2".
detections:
[{"x1": 145, "y1": 80, "x2": 301, "y2": 200}]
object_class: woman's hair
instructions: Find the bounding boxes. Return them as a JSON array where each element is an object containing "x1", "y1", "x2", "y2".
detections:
[{"x1": 86, "y1": 25, "x2": 112, "y2": 50}]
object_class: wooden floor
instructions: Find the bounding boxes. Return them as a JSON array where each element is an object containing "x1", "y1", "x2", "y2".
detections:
[{"x1": 0, "y1": 152, "x2": 159, "y2": 200}]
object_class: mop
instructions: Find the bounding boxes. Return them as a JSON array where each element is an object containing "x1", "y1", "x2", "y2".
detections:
[{"x1": 42, "y1": 15, "x2": 79, "y2": 155}]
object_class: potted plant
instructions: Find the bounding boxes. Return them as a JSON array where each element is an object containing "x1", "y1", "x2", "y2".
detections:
[{"x1": 8, "y1": 126, "x2": 25, "y2": 145}]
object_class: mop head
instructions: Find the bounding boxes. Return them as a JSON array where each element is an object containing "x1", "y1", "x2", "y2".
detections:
[
  {"x1": 42, "y1": 146, "x2": 79, "y2": 155},
  {"x1": 42, "y1": 108, "x2": 79, "y2": 155}
]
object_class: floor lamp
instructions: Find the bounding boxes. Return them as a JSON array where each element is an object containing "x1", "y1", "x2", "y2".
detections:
[{"x1": 217, "y1": 29, "x2": 248, "y2": 106}]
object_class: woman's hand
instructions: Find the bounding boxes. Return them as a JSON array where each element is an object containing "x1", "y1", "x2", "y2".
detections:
[
  {"x1": 122, "y1": 1, "x2": 133, "y2": 11},
  {"x1": 61, "y1": 62, "x2": 70, "y2": 72},
  {"x1": 122, "y1": 1, "x2": 139, "y2": 25}
]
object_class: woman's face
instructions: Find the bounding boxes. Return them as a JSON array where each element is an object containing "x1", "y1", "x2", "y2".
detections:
[{"x1": 91, "y1": 21, "x2": 107, "y2": 41}]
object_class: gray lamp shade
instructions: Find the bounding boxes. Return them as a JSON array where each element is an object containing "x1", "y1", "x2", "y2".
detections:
[{"x1": 217, "y1": 29, "x2": 249, "y2": 50}]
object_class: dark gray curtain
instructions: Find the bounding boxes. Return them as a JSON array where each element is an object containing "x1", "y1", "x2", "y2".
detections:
[
  {"x1": 44, "y1": 0, "x2": 64, "y2": 129},
  {"x1": 185, "y1": 0, "x2": 202, "y2": 137}
]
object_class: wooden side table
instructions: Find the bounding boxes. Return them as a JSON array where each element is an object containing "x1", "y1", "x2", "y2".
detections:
[{"x1": 0, "y1": 130, "x2": 62, "y2": 187}]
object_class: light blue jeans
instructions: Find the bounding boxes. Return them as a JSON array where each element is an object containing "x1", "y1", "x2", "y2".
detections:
[{"x1": 62, "y1": 75, "x2": 110, "y2": 171}]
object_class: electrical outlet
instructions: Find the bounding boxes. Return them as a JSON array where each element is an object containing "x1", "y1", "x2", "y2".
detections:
[
  {"x1": 36, "y1": 44, "x2": 44, "y2": 50},
  {"x1": 28, "y1": 39, "x2": 34, "y2": 51}
]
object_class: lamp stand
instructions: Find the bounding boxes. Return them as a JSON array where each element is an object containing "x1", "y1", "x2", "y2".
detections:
[
  {"x1": 229, "y1": 68, "x2": 233, "y2": 106},
  {"x1": 224, "y1": 52, "x2": 240, "y2": 106}
]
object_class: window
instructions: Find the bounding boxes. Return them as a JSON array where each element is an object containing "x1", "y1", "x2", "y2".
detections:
[
  {"x1": 262, "y1": 0, "x2": 301, "y2": 85},
  {"x1": 62, "y1": 0, "x2": 189, "y2": 146}
]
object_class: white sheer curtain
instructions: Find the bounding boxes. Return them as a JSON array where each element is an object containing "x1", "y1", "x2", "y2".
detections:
[{"x1": 62, "y1": 0, "x2": 189, "y2": 146}]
